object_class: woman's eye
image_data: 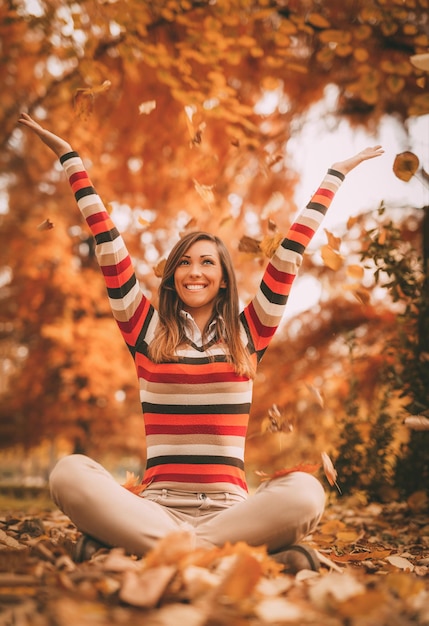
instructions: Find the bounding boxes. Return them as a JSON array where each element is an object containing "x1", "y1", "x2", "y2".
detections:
[
  {"x1": 202, "y1": 259, "x2": 214, "y2": 265},
  {"x1": 178, "y1": 259, "x2": 189, "y2": 266}
]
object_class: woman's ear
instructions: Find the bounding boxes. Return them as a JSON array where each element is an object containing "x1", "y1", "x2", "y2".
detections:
[{"x1": 220, "y1": 279, "x2": 227, "y2": 289}]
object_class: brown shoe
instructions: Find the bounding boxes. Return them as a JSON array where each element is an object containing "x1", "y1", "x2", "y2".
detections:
[
  {"x1": 73, "y1": 534, "x2": 108, "y2": 563},
  {"x1": 271, "y1": 544, "x2": 320, "y2": 574}
]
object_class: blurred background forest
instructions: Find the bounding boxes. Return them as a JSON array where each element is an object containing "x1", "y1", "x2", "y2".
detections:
[{"x1": 0, "y1": 0, "x2": 428, "y2": 502}]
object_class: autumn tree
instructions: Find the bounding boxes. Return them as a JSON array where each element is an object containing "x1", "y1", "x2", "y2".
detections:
[{"x1": 0, "y1": 0, "x2": 428, "y2": 490}]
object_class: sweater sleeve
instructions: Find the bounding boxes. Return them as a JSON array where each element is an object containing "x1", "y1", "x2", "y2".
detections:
[
  {"x1": 241, "y1": 168, "x2": 345, "y2": 360},
  {"x1": 60, "y1": 151, "x2": 154, "y2": 350}
]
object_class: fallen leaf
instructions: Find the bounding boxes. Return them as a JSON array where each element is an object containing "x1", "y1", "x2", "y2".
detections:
[
  {"x1": 386, "y1": 555, "x2": 414, "y2": 572},
  {"x1": 119, "y1": 565, "x2": 176, "y2": 608}
]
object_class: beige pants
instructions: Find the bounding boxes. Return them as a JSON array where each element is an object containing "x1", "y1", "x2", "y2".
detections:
[{"x1": 50, "y1": 454, "x2": 325, "y2": 556}]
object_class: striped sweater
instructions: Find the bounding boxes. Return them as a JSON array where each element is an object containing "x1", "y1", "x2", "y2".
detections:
[{"x1": 60, "y1": 151, "x2": 344, "y2": 497}]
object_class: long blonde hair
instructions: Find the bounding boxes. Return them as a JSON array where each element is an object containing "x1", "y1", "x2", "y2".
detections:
[{"x1": 149, "y1": 231, "x2": 255, "y2": 378}]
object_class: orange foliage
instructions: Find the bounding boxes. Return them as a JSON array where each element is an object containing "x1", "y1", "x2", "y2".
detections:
[{"x1": 0, "y1": 0, "x2": 426, "y2": 463}]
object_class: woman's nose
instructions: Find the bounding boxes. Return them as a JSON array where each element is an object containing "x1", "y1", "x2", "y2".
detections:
[{"x1": 188, "y1": 263, "x2": 202, "y2": 276}]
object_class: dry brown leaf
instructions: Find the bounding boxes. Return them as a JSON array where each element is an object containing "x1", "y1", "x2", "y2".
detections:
[
  {"x1": 386, "y1": 555, "x2": 414, "y2": 572},
  {"x1": 393, "y1": 151, "x2": 420, "y2": 182},
  {"x1": 119, "y1": 565, "x2": 176, "y2": 608},
  {"x1": 37, "y1": 218, "x2": 54, "y2": 231},
  {"x1": 321, "y1": 452, "x2": 341, "y2": 493},
  {"x1": 238, "y1": 235, "x2": 261, "y2": 254},
  {"x1": 193, "y1": 179, "x2": 214, "y2": 205}
]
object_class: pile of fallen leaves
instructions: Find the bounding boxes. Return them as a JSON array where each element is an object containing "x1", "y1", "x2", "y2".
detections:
[{"x1": 1, "y1": 493, "x2": 429, "y2": 626}]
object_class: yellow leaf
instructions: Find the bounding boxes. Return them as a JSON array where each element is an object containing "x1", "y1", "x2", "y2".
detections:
[
  {"x1": 346, "y1": 215, "x2": 359, "y2": 229},
  {"x1": 321, "y1": 245, "x2": 343, "y2": 271},
  {"x1": 307, "y1": 12, "x2": 331, "y2": 29},
  {"x1": 324, "y1": 229, "x2": 341, "y2": 251},
  {"x1": 346, "y1": 265, "x2": 364, "y2": 280},
  {"x1": 259, "y1": 233, "x2": 284, "y2": 258},
  {"x1": 393, "y1": 151, "x2": 419, "y2": 182}
]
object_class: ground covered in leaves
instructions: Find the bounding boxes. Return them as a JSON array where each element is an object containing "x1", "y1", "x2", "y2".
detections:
[{"x1": 0, "y1": 491, "x2": 429, "y2": 626}]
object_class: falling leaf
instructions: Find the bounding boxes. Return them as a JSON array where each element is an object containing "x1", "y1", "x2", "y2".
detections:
[
  {"x1": 74, "y1": 81, "x2": 112, "y2": 119},
  {"x1": 305, "y1": 383, "x2": 324, "y2": 408},
  {"x1": 259, "y1": 233, "x2": 284, "y2": 258},
  {"x1": 154, "y1": 259, "x2": 166, "y2": 278},
  {"x1": 393, "y1": 151, "x2": 419, "y2": 182},
  {"x1": 193, "y1": 179, "x2": 214, "y2": 205},
  {"x1": 346, "y1": 215, "x2": 359, "y2": 229},
  {"x1": 37, "y1": 218, "x2": 54, "y2": 231},
  {"x1": 239, "y1": 235, "x2": 261, "y2": 254},
  {"x1": 321, "y1": 245, "x2": 344, "y2": 271},
  {"x1": 346, "y1": 265, "x2": 364, "y2": 280},
  {"x1": 321, "y1": 452, "x2": 341, "y2": 493},
  {"x1": 138, "y1": 100, "x2": 156, "y2": 115},
  {"x1": 259, "y1": 403, "x2": 294, "y2": 436},
  {"x1": 324, "y1": 229, "x2": 341, "y2": 250},
  {"x1": 137, "y1": 216, "x2": 151, "y2": 229}
]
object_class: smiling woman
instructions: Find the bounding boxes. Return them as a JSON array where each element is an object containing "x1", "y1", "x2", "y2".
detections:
[{"x1": 18, "y1": 111, "x2": 383, "y2": 572}]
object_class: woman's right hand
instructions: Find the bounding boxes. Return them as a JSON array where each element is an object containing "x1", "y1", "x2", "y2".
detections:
[{"x1": 18, "y1": 112, "x2": 73, "y2": 158}]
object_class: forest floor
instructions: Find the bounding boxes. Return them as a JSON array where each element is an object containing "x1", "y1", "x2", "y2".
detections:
[{"x1": 0, "y1": 489, "x2": 428, "y2": 626}]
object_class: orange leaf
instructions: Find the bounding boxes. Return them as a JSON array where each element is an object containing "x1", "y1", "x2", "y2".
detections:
[
  {"x1": 321, "y1": 245, "x2": 343, "y2": 271},
  {"x1": 256, "y1": 463, "x2": 321, "y2": 482},
  {"x1": 324, "y1": 229, "x2": 341, "y2": 251},
  {"x1": 122, "y1": 471, "x2": 146, "y2": 495}
]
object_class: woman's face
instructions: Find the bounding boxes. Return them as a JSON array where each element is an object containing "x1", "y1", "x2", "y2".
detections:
[{"x1": 173, "y1": 239, "x2": 226, "y2": 320}]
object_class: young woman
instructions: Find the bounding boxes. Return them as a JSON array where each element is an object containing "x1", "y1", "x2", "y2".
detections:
[{"x1": 18, "y1": 112, "x2": 383, "y2": 572}]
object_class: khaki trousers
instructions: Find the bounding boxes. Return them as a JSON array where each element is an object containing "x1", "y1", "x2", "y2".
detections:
[{"x1": 49, "y1": 454, "x2": 325, "y2": 556}]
